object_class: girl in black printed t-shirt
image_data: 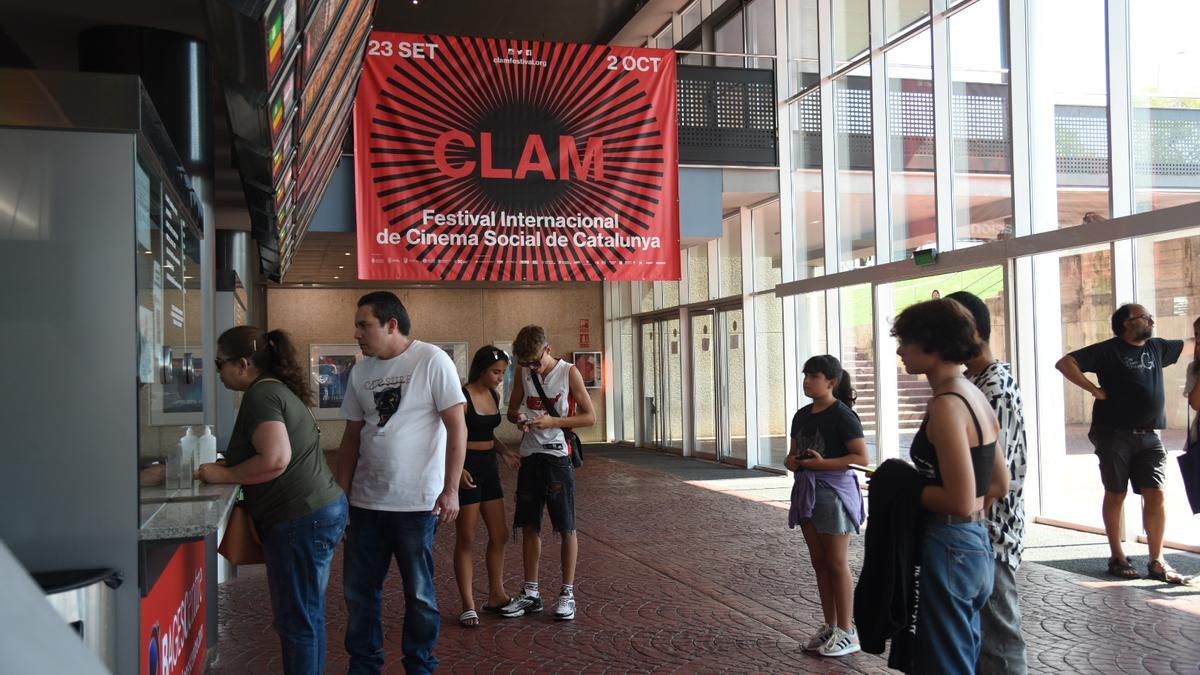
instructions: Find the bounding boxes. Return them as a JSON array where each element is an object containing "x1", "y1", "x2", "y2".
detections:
[{"x1": 787, "y1": 355, "x2": 869, "y2": 657}]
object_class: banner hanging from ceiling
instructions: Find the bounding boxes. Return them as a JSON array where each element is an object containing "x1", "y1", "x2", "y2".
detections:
[{"x1": 354, "y1": 32, "x2": 679, "y2": 281}]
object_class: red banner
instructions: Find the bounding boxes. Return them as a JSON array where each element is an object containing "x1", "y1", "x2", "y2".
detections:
[
  {"x1": 354, "y1": 32, "x2": 680, "y2": 281},
  {"x1": 141, "y1": 541, "x2": 206, "y2": 675}
]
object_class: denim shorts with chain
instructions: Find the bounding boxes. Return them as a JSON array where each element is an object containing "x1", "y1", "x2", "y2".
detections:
[{"x1": 513, "y1": 452, "x2": 576, "y2": 533}]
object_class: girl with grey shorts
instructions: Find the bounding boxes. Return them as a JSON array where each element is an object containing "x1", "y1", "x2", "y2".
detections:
[{"x1": 786, "y1": 355, "x2": 869, "y2": 657}]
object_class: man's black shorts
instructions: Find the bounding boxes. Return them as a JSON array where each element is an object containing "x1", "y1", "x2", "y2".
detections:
[
  {"x1": 513, "y1": 452, "x2": 575, "y2": 533},
  {"x1": 1088, "y1": 427, "x2": 1168, "y2": 494}
]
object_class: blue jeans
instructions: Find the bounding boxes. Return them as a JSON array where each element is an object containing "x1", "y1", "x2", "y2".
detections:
[
  {"x1": 915, "y1": 521, "x2": 994, "y2": 674},
  {"x1": 343, "y1": 507, "x2": 440, "y2": 674},
  {"x1": 259, "y1": 494, "x2": 349, "y2": 675}
]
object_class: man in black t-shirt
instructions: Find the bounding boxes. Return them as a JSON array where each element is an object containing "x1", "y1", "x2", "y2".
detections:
[{"x1": 1056, "y1": 303, "x2": 1187, "y2": 583}]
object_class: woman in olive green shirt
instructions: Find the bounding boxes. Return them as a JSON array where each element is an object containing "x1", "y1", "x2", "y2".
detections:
[{"x1": 197, "y1": 326, "x2": 346, "y2": 675}]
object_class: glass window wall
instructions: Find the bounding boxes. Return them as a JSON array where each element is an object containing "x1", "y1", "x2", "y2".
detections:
[
  {"x1": 681, "y1": 1, "x2": 701, "y2": 37},
  {"x1": 719, "y1": 214, "x2": 743, "y2": 298},
  {"x1": 792, "y1": 93, "x2": 825, "y2": 278},
  {"x1": 655, "y1": 24, "x2": 673, "y2": 50},
  {"x1": 1029, "y1": 0, "x2": 1110, "y2": 230},
  {"x1": 714, "y1": 11, "x2": 746, "y2": 68},
  {"x1": 887, "y1": 29, "x2": 936, "y2": 261},
  {"x1": 835, "y1": 64, "x2": 876, "y2": 270},
  {"x1": 786, "y1": 0, "x2": 820, "y2": 94},
  {"x1": 1131, "y1": 0, "x2": 1200, "y2": 213},
  {"x1": 751, "y1": 201, "x2": 782, "y2": 292},
  {"x1": 949, "y1": 0, "x2": 1013, "y2": 247},
  {"x1": 885, "y1": 0, "x2": 930, "y2": 39},
  {"x1": 1035, "y1": 244, "x2": 1113, "y2": 529},
  {"x1": 745, "y1": 0, "x2": 775, "y2": 70},
  {"x1": 1135, "y1": 228, "x2": 1200, "y2": 545},
  {"x1": 833, "y1": 0, "x2": 870, "y2": 70},
  {"x1": 755, "y1": 293, "x2": 788, "y2": 467},
  {"x1": 620, "y1": 318, "x2": 635, "y2": 442},
  {"x1": 839, "y1": 284, "x2": 876, "y2": 458}
]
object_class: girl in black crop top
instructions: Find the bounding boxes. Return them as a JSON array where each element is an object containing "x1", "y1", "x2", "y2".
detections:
[
  {"x1": 888, "y1": 299, "x2": 1009, "y2": 673},
  {"x1": 454, "y1": 346, "x2": 521, "y2": 628}
]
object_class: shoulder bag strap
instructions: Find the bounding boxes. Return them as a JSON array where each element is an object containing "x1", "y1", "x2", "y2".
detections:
[
  {"x1": 529, "y1": 370, "x2": 560, "y2": 418},
  {"x1": 251, "y1": 377, "x2": 319, "y2": 429}
]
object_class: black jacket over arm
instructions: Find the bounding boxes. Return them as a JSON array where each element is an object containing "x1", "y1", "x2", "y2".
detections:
[{"x1": 853, "y1": 458, "x2": 925, "y2": 672}]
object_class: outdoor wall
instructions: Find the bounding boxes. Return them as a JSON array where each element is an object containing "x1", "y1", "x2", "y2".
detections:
[{"x1": 266, "y1": 285, "x2": 607, "y2": 448}]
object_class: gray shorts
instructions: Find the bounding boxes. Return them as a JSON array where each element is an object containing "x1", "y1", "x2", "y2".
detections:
[
  {"x1": 1088, "y1": 427, "x2": 1167, "y2": 495},
  {"x1": 802, "y1": 482, "x2": 859, "y2": 535}
]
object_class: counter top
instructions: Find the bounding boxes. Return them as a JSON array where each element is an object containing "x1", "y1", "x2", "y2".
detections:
[{"x1": 139, "y1": 482, "x2": 239, "y2": 541}]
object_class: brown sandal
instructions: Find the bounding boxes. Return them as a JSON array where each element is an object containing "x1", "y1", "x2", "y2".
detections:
[
  {"x1": 1106, "y1": 557, "x2": 1140, "y2": 579},
  {"x1": 1147, "y1": 560, "x2": 1186, "y2": 584}
]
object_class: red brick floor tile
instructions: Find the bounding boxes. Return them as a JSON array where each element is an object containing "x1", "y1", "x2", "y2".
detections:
[{"x1": 212, "y1": 447, "x2": 1200, "y2": 674}]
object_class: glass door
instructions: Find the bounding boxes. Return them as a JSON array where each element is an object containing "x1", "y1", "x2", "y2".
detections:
[
  {"x1": 640, "y1": 317, "x2": 685, "y2": 451},
  {"x1": 721, "y1": 308, "x2": 748, "y2": 464},
  {"x1": 692, "y1": 311, "x2": 718, "y2": 458},
  {"x1": 640, "y1": 321, "x2": 663, "y2": 448},
  {"x1": 690, "y1": 305, "x2": 748, "y2": 465}
]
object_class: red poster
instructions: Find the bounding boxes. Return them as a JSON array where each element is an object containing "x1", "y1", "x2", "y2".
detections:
[
  {"x1": 354, "y1": 32, "x2": 680, "y2": 281},
  {"x1": 141, "y1": 541, "x2": 206, "y2": 675}
]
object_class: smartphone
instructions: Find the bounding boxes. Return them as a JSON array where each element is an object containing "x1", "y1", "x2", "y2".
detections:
[{"x1": 847, "y1": 463, "x2": 876, "y2": 474}]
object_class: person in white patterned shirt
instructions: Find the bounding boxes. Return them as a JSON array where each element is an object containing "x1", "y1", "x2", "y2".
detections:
[{"x1": 947, "y1": 291, "x2": 1028, "y2": 675}]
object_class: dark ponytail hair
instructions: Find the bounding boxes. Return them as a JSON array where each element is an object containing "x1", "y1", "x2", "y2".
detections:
[
  {"x1": 802, "y1": 354, "x2": 856, "y2": 408},
  {"x1": 217, "y1": 326, "x2": 314, "y2": 406}
]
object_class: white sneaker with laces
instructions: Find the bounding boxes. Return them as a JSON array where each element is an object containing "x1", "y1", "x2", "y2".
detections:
[
  {"x1": 818, "y1": 626, "x2": 861, "y2": 657},
  {"x1": 802, "y1": 624, "x2": 834, "y2": 651},
  {"x1": 553, "y1": 592, "x2": 576, "y2": 620}
]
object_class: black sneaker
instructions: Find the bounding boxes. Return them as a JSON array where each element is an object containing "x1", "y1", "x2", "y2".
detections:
[{"x1": 499, "y1": 593, "x2": 543, "y2": 618}]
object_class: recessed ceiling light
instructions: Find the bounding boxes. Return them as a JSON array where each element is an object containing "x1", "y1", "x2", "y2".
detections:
[
  {"x1": 338, "y1": 265, "x2": 344, "y2": 269},
  {"x1": 344, "y1": 252, "x2": 351, "y2": 256},
  {"x1": 333, "y1": 276, "x2": 339, "y2": 280}
]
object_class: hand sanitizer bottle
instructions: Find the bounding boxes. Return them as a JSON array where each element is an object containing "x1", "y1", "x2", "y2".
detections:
[
  {"x1": 180, "y1": 427, "x2": 197, "y2": 487},
  {"x1": 198, "y1": 425, "x2": 217, "y2": 467}
]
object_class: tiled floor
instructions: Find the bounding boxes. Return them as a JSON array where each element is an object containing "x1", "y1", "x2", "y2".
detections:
[{"x1": 212, "y1": 445, "x2": 1200, "y2": 674}]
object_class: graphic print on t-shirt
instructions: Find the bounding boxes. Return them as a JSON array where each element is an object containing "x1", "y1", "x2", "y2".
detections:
[
  {"x1": 374, "y1": 386, "x2": 403, "y2": 427},
  {"x1": 1123, "y1": 352, "x2": 1155, "y2": 371},
  {"x1": 797, "y1": 426, "x2": 827, "y2": 458},
  {"x1": 526, "y1": 393, "x2": 562, "y2": 412}
]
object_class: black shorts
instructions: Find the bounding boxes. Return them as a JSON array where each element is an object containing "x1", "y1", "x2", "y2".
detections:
[
  {"x1": 513, "y1": 453, "x2": 575, "y2": 533},
  {"x1": 1089, "y1": 427, "x2": 1168, "y2": 494},
  {"x1": 460, "y1": 449, "x2": 503, "y2": 506}
]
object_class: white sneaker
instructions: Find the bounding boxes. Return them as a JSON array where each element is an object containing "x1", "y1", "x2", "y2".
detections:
[
  {"x1": 802, "y1": 624, "x2": 834, "y2": 651},
  {"x1": 818, "y1": 626, "x2": 861, "y2": 657},
  {"x1": 553, "y1": 592, "x2": 576, "y2": 620}
]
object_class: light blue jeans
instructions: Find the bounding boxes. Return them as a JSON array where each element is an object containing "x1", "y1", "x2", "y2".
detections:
[{"x1": 915, "y1": 521, "x2": 994, "y2": 674}]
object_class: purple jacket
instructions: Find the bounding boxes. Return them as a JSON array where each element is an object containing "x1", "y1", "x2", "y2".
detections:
[{"x1": 788, "y1": 468, "x2": 866, "y2": 532}]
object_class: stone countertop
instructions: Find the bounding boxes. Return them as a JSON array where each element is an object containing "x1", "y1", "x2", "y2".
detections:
[{"x1": 139, "y1": 481, "x2": 239, "y2": 541}]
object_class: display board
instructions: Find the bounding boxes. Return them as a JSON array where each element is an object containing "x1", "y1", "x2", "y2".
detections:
[{"x1": 354, "y1": 33, "x2": 680, "y2": 282}]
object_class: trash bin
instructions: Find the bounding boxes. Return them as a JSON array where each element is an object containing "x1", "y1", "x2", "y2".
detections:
[{"x1": 33, "y1": 568, "x2": 123, "y2": 672}]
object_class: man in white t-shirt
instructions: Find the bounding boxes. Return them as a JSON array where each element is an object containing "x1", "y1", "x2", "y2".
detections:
[
  {"x1": 499, "y1": 325, "x2": 594, "y2": 622},
  {"x1": 336, "y1": 291, "x2": 466, "y2": 675}
]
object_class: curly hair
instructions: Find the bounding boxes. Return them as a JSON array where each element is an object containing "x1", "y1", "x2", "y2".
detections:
[
  {"x1": 217, "y1": 326, "x2": 314, "y2": 406},
  {"x1": 890, "y1": 299, "x2": 982, "y2": 364}
]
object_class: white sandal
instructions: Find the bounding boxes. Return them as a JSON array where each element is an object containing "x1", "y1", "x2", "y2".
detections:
[{"x1": 458, "y1": 609, "x2": 479, "y2": 628}]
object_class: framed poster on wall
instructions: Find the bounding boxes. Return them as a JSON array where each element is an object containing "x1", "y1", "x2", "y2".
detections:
[
  {"x1": 494, "y1": 340, "x2": 515, "y2": 410},
  {"x1": 572, "y1": 351, "x2": 602, "y2": 389},
  {"x1": 309, "y1": 344, "x2": 361, "y2": 419},
  {"x1": 432, "y1": 341, "x2": 469, "y2": 383}
]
